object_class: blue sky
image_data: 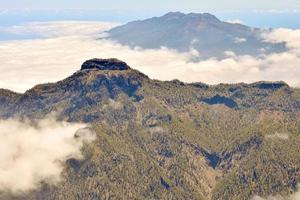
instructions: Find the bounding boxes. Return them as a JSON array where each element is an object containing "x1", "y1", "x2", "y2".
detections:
[
  {"x1": 0, "y1": 0, "x2": 300, "y2": 29},
  {"x1": 1, "y1": 0, "x2": 300, "y2": 11}
]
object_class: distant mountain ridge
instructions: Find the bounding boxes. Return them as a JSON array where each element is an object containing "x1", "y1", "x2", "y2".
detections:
[{"x1": 106, "y1": 12, "x2": 286, "y2": 59}]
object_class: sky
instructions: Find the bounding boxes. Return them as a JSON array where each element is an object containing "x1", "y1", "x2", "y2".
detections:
[
  {"x1": 0, "y1": 0, "x2": 300, "y2": 28},
  {"x1": 1, "y1": 0, "x2": 300, "y2": 11}
]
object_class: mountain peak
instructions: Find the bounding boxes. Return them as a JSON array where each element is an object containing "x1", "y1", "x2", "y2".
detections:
[
  {"x1": 107, "y1": 12, "x2": 285, "y2": 59},
  {"x1": 188, "y1": 12, "x2": 220, "y2": 22},
  {"x1": 81, "y1": 58, "x2": 131, "y2": 71},
  {"x1": 162, "y1": 11, "x2": 186, "y2": 18},
  {"x1": 162, "y1": 11, "x2": 220, "y2": 22}
]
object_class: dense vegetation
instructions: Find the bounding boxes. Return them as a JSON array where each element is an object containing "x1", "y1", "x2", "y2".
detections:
[{"x1": 0, "y1": 59, "x2": 299, "y2": 200}]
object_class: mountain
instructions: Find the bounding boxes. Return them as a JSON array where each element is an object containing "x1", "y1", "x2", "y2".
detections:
[
  {"x1": 106, "y1": 12, "x2": 286, "y2": 59},
  {"x1": 1, "y1": 58, "x2": 300, "y2": 200}
]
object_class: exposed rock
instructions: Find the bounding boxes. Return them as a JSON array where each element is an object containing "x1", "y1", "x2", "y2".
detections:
[
  {"x1": 160, "y1": 177, "x2": 170, "y2": 190},
  {"x1": 202, "y1": 95, "x2": 238, "y2": 108},
  {"x1": 251, "y1": 81, "x2": 289, "y2": 90},
  {"x1": 81, "y1": 58, "x2": 131, "y2": 71},
  {"x1": 170, "y1": 79, "x2": 185, "y2": 86},
  {"x1": 189, "y1": 82, "x2": 209, "y2": 89}
]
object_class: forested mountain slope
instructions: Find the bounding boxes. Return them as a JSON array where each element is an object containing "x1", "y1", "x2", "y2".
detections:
[{"x1": 0, "y1": 58, "x2": 299, "y2": 200}]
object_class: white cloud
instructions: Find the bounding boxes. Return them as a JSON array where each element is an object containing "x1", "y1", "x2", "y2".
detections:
[
  {"x1": 0, "y1": 21, "x2": 119, "y2": 38},
  {"x1": 0, "y1": 117, "x2": 95, "y2": 193},
  {"x1": 0, "y1": 118, "x2": 95, "y2": 193},
  {"x1": 252, "y1": 185, "x2": 300, "y2": 200},
  {"x1": 262, "y1": 28, "x2": 300, "y2": 54},
  {"x1": 224, "y1": 51, "x2": 236, "y2": 57},
  {"x1": 0, "y1": 21, "x2": 300, "y2": 93},
  {"x1": 234, "y1": 37, "x2": 247, "y2": 43},
  {"x1": 225, "y1": 19, "x2": 244, "y2": 24}
]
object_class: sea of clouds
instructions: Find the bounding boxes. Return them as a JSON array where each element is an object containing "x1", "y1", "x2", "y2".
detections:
[
  {"x1": 0, "y1": 117, "x2": 95, "y2": 193},
  {"x1": 0, "y1": 21, "x2": 299, "y2": 93}
]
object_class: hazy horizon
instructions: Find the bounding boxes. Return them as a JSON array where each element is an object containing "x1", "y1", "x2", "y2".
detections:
[{"x1": 0, "y1": 9, "x2": 300, "y2": 29}]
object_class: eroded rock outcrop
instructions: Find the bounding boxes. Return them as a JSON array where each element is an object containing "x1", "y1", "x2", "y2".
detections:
[{"x1": 81, "y1": 58, "x2": 131, "y2": 71}]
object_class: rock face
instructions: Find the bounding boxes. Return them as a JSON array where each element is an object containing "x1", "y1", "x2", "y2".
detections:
[
  {"x1": 81, "y1": 58, "x2": 131, "y2": 71},
  {"x1": 202, "y1": 95, "x2": 238, "y2": 108},
  {"x1": 251, "y1": 81, "x2": 289, "y2": 90}
]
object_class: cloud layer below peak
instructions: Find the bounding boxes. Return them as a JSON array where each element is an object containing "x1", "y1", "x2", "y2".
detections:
[
  {"x1": 0, "y1": 117, "x2": 95, "y2": 193},
  {"x1": 0, "y1": 21, "x2": 300, "y2": 93}
]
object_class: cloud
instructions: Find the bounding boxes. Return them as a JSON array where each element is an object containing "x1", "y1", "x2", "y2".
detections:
[
  {"x1": 0, "y1": 21, "x2": 300, "y2": 93},
  {"x1": 262, "y1": 28, "x2": 300, "y2": 54},
  {"x1": 225, "y1": 19, "x2": 244, "y2": 24},
  {"x1": 0, "y1": 21, "x2": 119, "y2": 38},
  {"x1": 265, "y1": 132, "x2": 289, "y2": 140},
  {"x1": 0, "y1": 117, "x2": 95, "y2": 193},
  {"x1": 252, "y1": 185, "x2": 300, "y2": 200},
  {"x1": 234, "y1": 37, "x2": 247, "y2": 43}
]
